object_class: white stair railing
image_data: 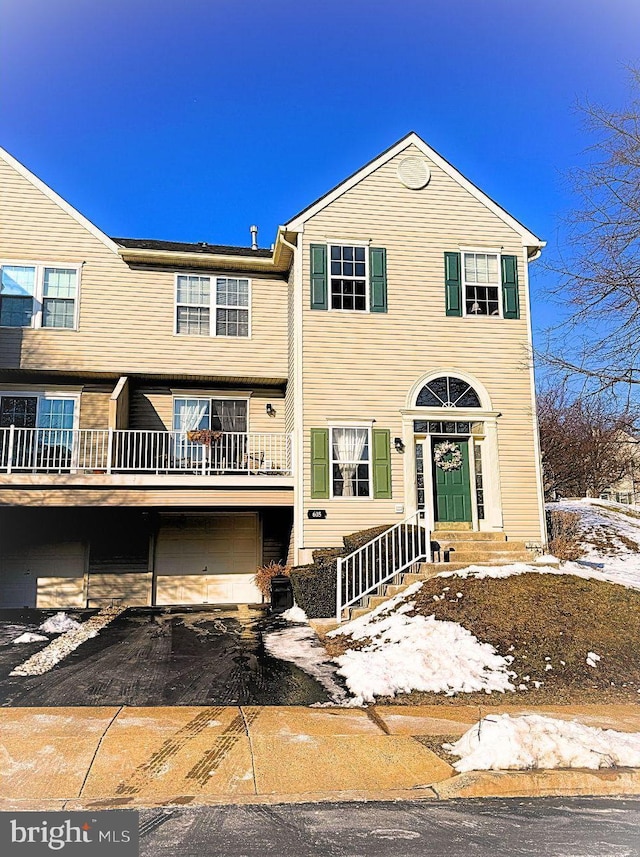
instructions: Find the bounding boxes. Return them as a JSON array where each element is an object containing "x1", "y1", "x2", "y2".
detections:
[{"x1": 336, "y1": 511, "x2": 429, "y2": 621}]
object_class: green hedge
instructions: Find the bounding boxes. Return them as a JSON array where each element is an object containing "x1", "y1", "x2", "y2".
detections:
[{"x1": 289, "y1": 562, "x2": 337, "y2": 619}]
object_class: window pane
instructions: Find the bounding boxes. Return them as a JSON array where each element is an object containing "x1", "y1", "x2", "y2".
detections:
[
  {"x1": 38, "y1": 399, "x2": 75, "y2": 430},
  {"x1": 216, "y1": 307, "x2": 248, "y2": 337},
  {"x1": 1, "y1": 266, "x2": 35, "y2": 296},
  {"x1": 176, "y1": 275, "x2": 210, "y2": 304},
  {"x1": 211, "y1": 399, "x2": 247, "y2": 432},
  {"x1": 0, "y1": 296, "x2": 33, "y2": 327},
  {"x1": 216, "y1": 277, "x2": 249, "y2": 307},
  {"x1": 177, "y1": 305, "x2": 210, "y2": 335},
  {"x1": 173, "y1": 398, "x2": 210, "y2": 431},
  {"x1": 43, "y1": 268, "x2": 77, "y2": 298},
  {"x1": 43, "y1": 298, "x2": 75, "y2": 329},
  {"x1": 0, "y1": 396, "x2": 37, "y2": 428}
]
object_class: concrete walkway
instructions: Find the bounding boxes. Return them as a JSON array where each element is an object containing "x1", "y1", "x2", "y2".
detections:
[{"x1": 1, "y1": 704, "x2": 639, "y2": 809}]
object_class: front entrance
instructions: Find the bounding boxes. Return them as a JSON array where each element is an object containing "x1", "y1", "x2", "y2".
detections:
[
  {"x1": 416, "y1": 436, "x2": 473, "y2": 524},
  {"x1": 432, "y1": 436, "x2": 472, "y2": 523}
]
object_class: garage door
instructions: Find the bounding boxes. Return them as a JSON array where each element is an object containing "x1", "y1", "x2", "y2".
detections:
[
  {"x1": 155, "y1": 513, "x2": 261, "y2": 605},
  {"x1": 0, "y1": 541, "x2": 86, "y2": 608}
]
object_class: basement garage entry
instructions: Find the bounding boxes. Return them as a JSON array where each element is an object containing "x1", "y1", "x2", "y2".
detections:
[{"x1": 154, "y1": 513, "x2": 262, "y2": 605}]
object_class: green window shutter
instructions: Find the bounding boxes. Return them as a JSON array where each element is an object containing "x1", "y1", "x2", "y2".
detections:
[
  {"x1": 310, "y1": 244, "x2": 328, "y2": 310},
  {"x1": 372, "y1": 429, "x2": 392, "y2": 499},
  {"x1": 310, "y1": 428, "x2": 330, "y2": 499},
  {"x1": 369, "y1": 247, "x2": 387, "y2": 313},
  {"x1": 444, "y1": 251, "x2": 462, "y2": 316},
  {"x1": 501, "y1": 255, "x2": 520, "y2": 319}
]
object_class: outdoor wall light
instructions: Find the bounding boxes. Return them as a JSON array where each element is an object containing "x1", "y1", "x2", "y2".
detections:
[
  {"x1": 394, "y1": 437, "x2": 405, "y2": 452},
  {"x1": 266, "y1": 403, "x2": 276, "y2": 417}
]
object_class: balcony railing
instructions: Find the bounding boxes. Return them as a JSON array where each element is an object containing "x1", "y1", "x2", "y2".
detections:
[{"x1": 0, "y1": 427, "x2": 293, "y2": 476}]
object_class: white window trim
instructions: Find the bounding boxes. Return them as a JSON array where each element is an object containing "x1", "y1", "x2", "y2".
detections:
[
  {"x1": 0, "y1": 390, "x2": 80, "y2": 431},
  {"x1": 328, "y1": 424, "x2": 373, "y2": 500},
  {"x1": 174, "y1": 272, "x2": 252, "y2": 338},
  {"x1": 0, "y1": 260, "x2": 82, "y2": 330},
  {"x1": 460, "y1": 250, "x2": 504, "y2": 319},
  {"x1": 171, "y1": 395, "x2": 251, "y2": 432},
  {"x1": 327, "y1": 242, "x2": 370, "y2": 314}
]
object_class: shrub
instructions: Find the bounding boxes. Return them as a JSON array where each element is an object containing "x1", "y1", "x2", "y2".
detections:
[
  {"x1": 547, "y1": 509, "x2": 585, "y2": 561},
  {"x1": 253, "y1": 561, "x2": 291, "y2": 598},
  {"x1": 289, "y1": 562, "x2": 337, "y2": 619}
]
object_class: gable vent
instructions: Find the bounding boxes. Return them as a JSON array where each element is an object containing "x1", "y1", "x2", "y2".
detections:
[{"x1": 397, "y1": 155, "x2": 431, "y2": 190}]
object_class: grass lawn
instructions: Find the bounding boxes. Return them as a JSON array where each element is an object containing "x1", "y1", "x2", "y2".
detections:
[{"x1": 325, "y1": 571, "x2": 640, "y2": 706}]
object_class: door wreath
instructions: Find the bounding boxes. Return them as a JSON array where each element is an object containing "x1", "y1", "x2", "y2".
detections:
[{"x1": 433, "y1": 440, "x2": 463, "y2": 472}]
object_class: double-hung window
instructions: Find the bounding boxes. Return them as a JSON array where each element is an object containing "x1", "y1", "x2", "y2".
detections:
[
  {"x1": 463, "y1": 252, "x2": 500, "y2": 316},
  {"x1": 330, "y1": 245, "x2": 367, "y2": 311},
  {"x1": 175, "y1": 274, "x2": 250, "y2": 337},
  {"x1": 0, "y1": 263, "x2": 79, "y2": 329},
  {"x1": 331, "y1": 426, "x2": 371, "y2": 497}
]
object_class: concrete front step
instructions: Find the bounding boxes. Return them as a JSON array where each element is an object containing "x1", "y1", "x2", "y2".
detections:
[{"x1": 430, "y1": 531, "x2": 508, "y2": 542}]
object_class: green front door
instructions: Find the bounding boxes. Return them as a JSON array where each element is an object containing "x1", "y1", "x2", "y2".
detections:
[{"x1": 432, "y1": 436, "x2": 472, "y2": 523}]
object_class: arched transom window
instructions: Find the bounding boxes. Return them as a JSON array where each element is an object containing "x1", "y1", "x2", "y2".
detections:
[{"x1": 416, "y1": 376, "x2": 481, "y2": 408}]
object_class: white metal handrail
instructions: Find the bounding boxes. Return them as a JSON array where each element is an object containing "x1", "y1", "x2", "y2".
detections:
[
  {"x1": 336, "y1": 511, "x2": 428, "y2": 621},
  {"x1": 0, "y1": 426, "x2": 292, "y2": 476}
]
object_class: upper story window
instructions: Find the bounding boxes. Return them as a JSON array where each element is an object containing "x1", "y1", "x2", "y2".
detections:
[
  {"x1": 175, "y1": 274, "x2": 250, "y2": 337},
  {"x1": 330, "y1": 245, "x2": 367, "y2": 311},
  {"x1": 463, "y1": 252, "x2": 500, "y2": 316},
  {"x1": 444, "y1": 251, "x2": 519, "y2": 319},
  {"x1": 310, "y1": 244, "x2": 387, "y2": 313},
  {"x1": 0, "y1": 263, "x2": 79, "y2": 329},
  {"x1": 172, "y1": 397, "x2": 248, "y2": 432}
]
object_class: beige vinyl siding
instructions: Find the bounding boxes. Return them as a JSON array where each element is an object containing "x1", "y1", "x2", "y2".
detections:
[
  {"x1": 0, "y1": 159, "x2": 288, "y2": 380},
  {"x1": 0, "y1": 487, "x2": 294, "y2": 507},
  {"x1": 300, "y1": 144, "x2": 543, "y2": 547},
  {"x1": 79, "y1": 386, "x2": 112, "y2": 429}
]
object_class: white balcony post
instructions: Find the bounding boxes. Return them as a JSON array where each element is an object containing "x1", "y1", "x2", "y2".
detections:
[
  {"x1": 336, "y1": 557, "x2": 343, "y2": 622},
  {"x1": 6, "y1": 424, "x2": 15, "y2": 474},
  {"x1": 106, "y1": 427, "x2": 114, "y2": 474}
]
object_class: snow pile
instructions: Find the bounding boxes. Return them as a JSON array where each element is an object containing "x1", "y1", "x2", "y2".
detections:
[
  {"x1": 12, "y1": 632, "x2": 48, "y2": 645},
  {"x1": 280, "y1": 605, "x2": 308, "y2": 623},
  {"x1": 263, "y1": 625, "x2": 350, "y2": 704},
  {"x1": 329, "y1": 593, "x2": 515, "y2": 704},
  {"x1": 586, "y1": 651, "x2": 601, "y2": 668},
  {"x1": 445, "y1": 713, "x2": 640, "y2": 772},
  {"x1": 39, "y1": 612, "x2": 82, "y2": 634},
  {"x1": 437, "y1": 559, "x2": 640, "y2": 591},
  {"x1": 11, "y1": 606, "x2": 125, "y2": 677}
]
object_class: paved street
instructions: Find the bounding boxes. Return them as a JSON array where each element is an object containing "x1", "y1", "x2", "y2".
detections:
[{"x1": 137, "y1": 797, "x2": 640, "y2": 857}]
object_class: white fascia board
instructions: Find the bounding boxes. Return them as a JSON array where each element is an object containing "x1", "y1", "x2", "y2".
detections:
[
  {"x1": 0, "y1": 147, "x2": 119, "y2": 255},
  {"x1": 284, "y1": 132, "x2": 544, "y2": 249}
]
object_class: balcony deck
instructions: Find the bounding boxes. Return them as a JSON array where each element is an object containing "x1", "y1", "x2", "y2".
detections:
[{"x1": 0, "y1": 427, "x2": 294, "y2": 492}]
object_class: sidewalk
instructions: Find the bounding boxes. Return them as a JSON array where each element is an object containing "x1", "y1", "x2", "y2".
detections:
[{"x1": 1, "y1": 704, "x2": 639, "y2": 810}]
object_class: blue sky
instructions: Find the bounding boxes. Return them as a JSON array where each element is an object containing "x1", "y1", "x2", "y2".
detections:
[{"x1": 1, "y1": 0, "x2": 639, "y2": 339}]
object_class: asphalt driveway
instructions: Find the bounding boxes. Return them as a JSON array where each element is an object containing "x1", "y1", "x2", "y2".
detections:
[{"x1": 0, "y1": 606, "x2": 338, "y2": 707}]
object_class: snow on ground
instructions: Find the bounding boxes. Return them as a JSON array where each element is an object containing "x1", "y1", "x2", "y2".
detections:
[
  {"x1": 328, "y1": 588, "x2": 515, "y2": 704},
  {"x1": 12, "y1": 632, "x2": 48, "y2": 645},
  {"x1": 262, "y1": 625, "x2": 351, "y2": 704},
  {"x1": 445, "y1": 713, "x2": 640, "y2": 772},
  {"x1": 39, "y1": 612, "x2": 82, "y2": 634},
  {"x1": 553, "y1": 498, "x2": 640, "y2": 590},
  {"x1": 280, "y1": 605, "x2": 308, "y2": 623}
]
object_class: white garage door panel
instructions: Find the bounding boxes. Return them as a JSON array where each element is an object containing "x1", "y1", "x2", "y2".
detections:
[
  {"x1": 87, "y1": 572, "x2": 152, "y2": 607},
  {"x1": 155, "y1": 514, "x2": 261, "y2": 604},
  {"x1": 0, "y1": 541, "x2": 85, "y2": 608}
]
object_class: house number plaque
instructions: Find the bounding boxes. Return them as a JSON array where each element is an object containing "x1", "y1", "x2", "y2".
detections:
[{"x1": 307, "y1": 510, "x2": 327, "y2": 519}]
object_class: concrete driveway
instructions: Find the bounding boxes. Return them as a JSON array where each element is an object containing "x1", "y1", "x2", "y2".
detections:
[{"x1": 0, "y1": 606, "x2": 337, "y2": 707}]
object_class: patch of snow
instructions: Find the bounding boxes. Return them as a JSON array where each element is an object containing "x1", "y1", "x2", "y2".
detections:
[
  {"x1": 330, "y1": 603, "x2": 515, "y2": 704},
  {"x1": 280, "y1": 605, "x2": 308, "y2": 623},
  {"x1": 39, "y1": 612, "x2": 82, "y2": 634},
  {"x1": 12, "y1": 632, "x2": 48, "y2": 645},
  {"x1": 587, "y1": 651, "x2": 602, "y2": 668},
  {"x1": 262, "y1": 625, "x2": 352, "y2": 704},
  {"x1": 535, "y1": 554, "x2": 559, "y2": 564},
  {"x1": 445, "y1": 713, "x2": 640, "y2": 772},
  {"x1": 11, "y1": 606, "x2": 125, "y2": 676}
]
